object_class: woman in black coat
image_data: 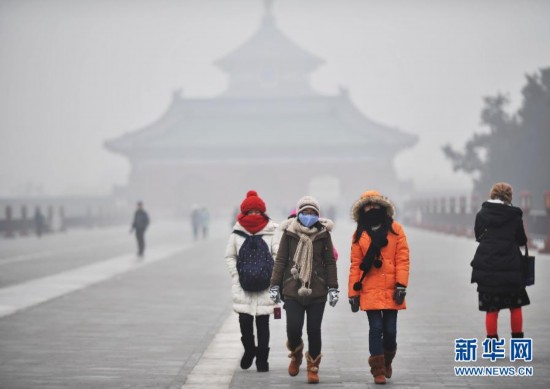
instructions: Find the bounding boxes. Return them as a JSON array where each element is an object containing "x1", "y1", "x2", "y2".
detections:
[{"x1": 470, "y1": 183, "x2": 529, "y2": 339}]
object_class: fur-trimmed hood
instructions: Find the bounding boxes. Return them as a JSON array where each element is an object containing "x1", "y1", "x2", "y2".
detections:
[
  {"x1": 351, "y1": 190, "x2": 396, "y2": 221},
  {"x1": 280, "y1": 217, "x2": 334, "y2": 233}
]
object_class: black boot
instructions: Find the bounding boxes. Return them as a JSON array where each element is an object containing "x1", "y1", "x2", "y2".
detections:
[
  {"x1": 256, "y1": 347, "x2": 270, "y2": 372},
  {"x1": 240, "y1": 336, "x2": 256, "y2": 369},
  {"x1": 512, "y1": 332, "x2": 524, "y2": 338}
]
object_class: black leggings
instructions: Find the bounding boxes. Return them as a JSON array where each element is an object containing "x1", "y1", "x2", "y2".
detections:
[
  {"x1": 239, "y1": 313, "x2": 270, "y2": 349},
  {"x1": 284, "y1": 299, "x2": 326, "y2": 358}
]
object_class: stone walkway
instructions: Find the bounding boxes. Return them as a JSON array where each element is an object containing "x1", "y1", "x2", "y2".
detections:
[{"x1": 0, "y1": 219, "x2": 548, "y2": 388}]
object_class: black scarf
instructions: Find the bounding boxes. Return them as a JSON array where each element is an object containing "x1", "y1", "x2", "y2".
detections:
[{"x1": 353, "y1": 210, "x2": 390, "y2": 291}]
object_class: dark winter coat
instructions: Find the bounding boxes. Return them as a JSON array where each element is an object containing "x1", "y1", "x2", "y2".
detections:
[
  {"x1": 470, "y1": 201, "x2": 528, "y2": 293},
  {"x1": 270, "y1": 218, "x2": 338, "y2": 303},
  {"x1": 132, "y1": 209, "x2": 150, "y2": 231}
]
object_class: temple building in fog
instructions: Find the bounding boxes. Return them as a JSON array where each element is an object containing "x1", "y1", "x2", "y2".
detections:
[{"x1": 105, "y1": 3, "x2": 417, "y2": 214}]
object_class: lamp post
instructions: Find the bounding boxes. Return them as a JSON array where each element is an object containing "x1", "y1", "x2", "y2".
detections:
[{"x1": 541, "y1": 190, "x2": 550, "y2": 253}]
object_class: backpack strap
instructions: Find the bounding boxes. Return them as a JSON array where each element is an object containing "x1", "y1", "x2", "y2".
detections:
[
  {"x1": 233, "y1": 230, "x2": 249, "y2": 238},
  {"x1": 233, "y1": 229, "x2": 263, "y2": 238}
]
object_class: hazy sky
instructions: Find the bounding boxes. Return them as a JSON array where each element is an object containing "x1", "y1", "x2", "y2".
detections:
[{"x1": 1, "y1": 0, "x2": 549, "y2": 197}]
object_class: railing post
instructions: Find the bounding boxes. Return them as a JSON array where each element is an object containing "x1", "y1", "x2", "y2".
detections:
[
  {"x1": 59, "y1": 206, "x2": 66, "y2": 232},
  {"x1": 86, "y1": 206, "x2": 93, "y2": 228},
  {"x1": 459, "y1": 196, "x2": 466, "y2": 215},
  {"x1": 47, "y1": 205, "x2": 54, "y2": 233},
  {"x1": 430, "y1": 197, "x2": 438, "y2": 230},
  {"x1": 449, "y1": 197, "x2": 456, "y2": 214},
  {"x1": 439, "y1": 197, "x2": 447, "y2": 233},
  {"x1": 20, "y1": 205, "x2": 28, "y2": 236},
  {"x1": 448, "y1": 197, "x2": 457, "y2": 234},
  {"x1": 471, "y1": 194, "x2": 480, "y2": 214},
  {"x1": 5, "y1": 205, "x2": 14, "y2": 238},
  {"x1": 467, "y1": 194, "x2": 480, "y2": 238},
  {"x1": 458, "y1": 196, "x2": 468, "y2": 236}
]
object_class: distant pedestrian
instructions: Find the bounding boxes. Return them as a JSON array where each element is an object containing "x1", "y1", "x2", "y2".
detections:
[
  {"x1": 200, "y1": 206, "x2": 209, "y2": 239},
  {"x1": 190, "y1": 205, "x2": 201, "y2": 240},
  {"x1": 348, "y1": 190, "x2": 410, "y2": 385},
  {"x1": 225, "y1": 190, "x2": 280, "y2": 372},
  {"x1": 270, "y1": 196, "x2": 339, "y2": 384},
  {"x1": 130, "y1": 201, "x2": 150, "y2": 256},
  {"x1": 34, "y1": 207, "x2": 45, "y2": 237},
  {"x1": 470, "y1": 182, "x2": 529, "y2": 340}
]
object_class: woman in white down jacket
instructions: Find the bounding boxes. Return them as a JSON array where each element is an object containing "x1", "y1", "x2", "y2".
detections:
[{"x1": 225, "y1": 190, "x2": 280, "y2": 372}]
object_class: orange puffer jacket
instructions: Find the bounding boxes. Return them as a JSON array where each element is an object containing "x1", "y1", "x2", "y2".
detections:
[{"x1": 348, "y1": 221, "x2": 410, "y2": 310}]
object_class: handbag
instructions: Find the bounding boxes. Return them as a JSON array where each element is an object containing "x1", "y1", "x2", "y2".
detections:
[{"x1": 522, "y1": 246, "x2": 535, "y2": 286}]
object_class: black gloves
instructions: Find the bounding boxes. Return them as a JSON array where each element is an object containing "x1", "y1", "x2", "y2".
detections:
[
  {"x1": 393, "y1": 283, "x2": 407, "y2": 305},
  {"x1": 349, "y1": 296, "x2": 360, "y2": 312}
]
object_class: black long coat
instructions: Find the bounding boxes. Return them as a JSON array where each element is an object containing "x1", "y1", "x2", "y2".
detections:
[{"x1": 470, "y1": 201, "x2": 528, "y2": 294}]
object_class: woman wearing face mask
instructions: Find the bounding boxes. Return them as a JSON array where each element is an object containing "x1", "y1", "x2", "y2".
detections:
[
  {"x1": 269, "y1": 196, "x2": 338, "y2": 384},
  {"x1": 348, "y1": 190, "x2": 410, "y2": 385}
]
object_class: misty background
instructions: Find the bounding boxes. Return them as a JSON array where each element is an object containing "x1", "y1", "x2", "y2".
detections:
[{"x1": 1, "y1": 0, "x2": 549, "y2": 198}]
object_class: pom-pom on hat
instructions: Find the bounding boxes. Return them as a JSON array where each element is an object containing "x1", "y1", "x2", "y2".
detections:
[
  {"x1": 490, "y1": 182, "x2": 513, "y2": 204},
  {"x1": 240, "y1": 190, "x2": 266, "y2": 214},
  {"x1": 297, "y1": 195, "x2": 320, "y2": 215}
]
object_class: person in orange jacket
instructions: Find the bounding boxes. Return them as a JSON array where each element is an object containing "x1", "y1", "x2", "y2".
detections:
[{"x1": 348, "y1": 190, "x2": 410, "y2": 385}]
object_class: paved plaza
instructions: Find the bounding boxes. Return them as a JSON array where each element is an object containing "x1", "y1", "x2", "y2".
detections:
[{"x1": 0, "y1": 218, "x2": 548, "y2": 388}]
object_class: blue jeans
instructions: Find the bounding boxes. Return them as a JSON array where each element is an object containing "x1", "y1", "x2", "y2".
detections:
[{"x1": 366, "y1": 310, "x2": 398, "y2": 356}]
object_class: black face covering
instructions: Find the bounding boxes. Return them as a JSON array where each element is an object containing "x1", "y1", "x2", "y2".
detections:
[
  {"x1": 352, "y1": 212, "x2": 390, "y2": 291},
  {"x1": 364, "y1": 208, "x2": 386, "y2": 227}
]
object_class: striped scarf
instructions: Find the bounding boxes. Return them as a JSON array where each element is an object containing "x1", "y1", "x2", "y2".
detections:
[{"x1": 289, "y1": 218, "x2": 322, "y2": 296}]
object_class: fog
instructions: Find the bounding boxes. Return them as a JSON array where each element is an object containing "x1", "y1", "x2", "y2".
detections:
[{"x1": 1, "y1": 0, "x2": 549, "y2": 198}]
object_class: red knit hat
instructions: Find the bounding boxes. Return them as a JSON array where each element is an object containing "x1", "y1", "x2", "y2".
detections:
[{"x1": 240, "y1": 190, "x2": 266, "y2": 214}]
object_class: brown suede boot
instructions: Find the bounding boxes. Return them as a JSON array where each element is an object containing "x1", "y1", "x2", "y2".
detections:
[
  {"x1": 305, "y1": 351, "x2": 322, "y2": 384},
  {"x1": 368, "y1": 355, "x2": 386, "y2": 385},
  {"x1": 383, "y1": 349, "x2": 396, "y2": 379},
  {"x1": 286, "y1": 340, "x2": 304, "y2": 377}
]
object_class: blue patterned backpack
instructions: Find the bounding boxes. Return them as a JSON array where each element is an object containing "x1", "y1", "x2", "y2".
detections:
[{"x1": 233, "y1": 230, "x2": 274, "y2": 292}]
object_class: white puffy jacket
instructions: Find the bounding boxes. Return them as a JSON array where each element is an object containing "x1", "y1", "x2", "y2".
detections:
[{"x1": 225, "y1": 220, "x2": 281, "y2": 316}]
